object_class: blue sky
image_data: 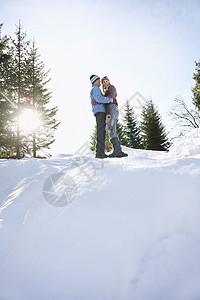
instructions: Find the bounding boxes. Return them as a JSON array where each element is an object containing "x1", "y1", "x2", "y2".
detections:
[{"x1": 1, "y1": 0, "x2": 200, "y2": 154}]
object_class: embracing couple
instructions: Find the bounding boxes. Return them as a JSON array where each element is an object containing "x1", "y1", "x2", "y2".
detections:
[{"x1": 90, "y1": 75, "x2": 128, "y2": 159}]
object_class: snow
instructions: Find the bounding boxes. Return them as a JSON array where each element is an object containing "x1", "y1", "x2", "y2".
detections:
[
  {"x1": 0, "y1": 129, "x2": 200, "y2": 300},
  {"x1": 169, "y1": 128, "x2": 200, "y2": 157}
]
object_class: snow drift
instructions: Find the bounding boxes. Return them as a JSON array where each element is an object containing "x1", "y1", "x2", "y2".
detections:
[
  {"x1": 0, "y1": 129, "x2": 200, "y2": 300},
  {"x1": 169, "y1": 128, "x2": 200, "y2": 157}
]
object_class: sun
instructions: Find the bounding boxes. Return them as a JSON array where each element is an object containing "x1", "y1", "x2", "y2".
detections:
[{"x1": 18, "y1": 109, "x2": 41, "y2": 132}]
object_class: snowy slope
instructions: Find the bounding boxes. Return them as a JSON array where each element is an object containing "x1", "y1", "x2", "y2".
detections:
[{"x1": 0, "y1": 129, "x2": 200, "y2": 300}]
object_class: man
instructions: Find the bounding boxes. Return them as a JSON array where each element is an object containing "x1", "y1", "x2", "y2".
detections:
[{"x1": 90, "y1": 74, "x2": 113, "y2": 158}]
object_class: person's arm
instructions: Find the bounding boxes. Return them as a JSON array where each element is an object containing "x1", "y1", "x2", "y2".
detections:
[
  {"x1": 106, "y1": 103, "x2": 110, "y2": 115},
  {"x1": 105, "y1": 103, "x2": 111, "y2": 124},
  {"x1": 106, "y1": 85, "x2": 118, "y2": 106},
  {"x1": 93, "y1": 86, "x2": 113, "y2": 104},
  {"x1": 106, "y1": 85, "x2": 117, "y2": 98}
]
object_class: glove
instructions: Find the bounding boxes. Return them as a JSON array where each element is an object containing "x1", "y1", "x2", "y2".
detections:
[{"x1": 106, "y1": 114, "x2": 111, "y2": 124}]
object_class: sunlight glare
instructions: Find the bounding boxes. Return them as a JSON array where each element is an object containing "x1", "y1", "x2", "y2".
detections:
[{"x1": 18, "y1": 109, "x2": 41, "y2": 131}]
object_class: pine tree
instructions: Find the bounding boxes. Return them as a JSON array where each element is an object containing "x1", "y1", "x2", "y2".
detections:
[
  {"x1": 123, "y1": 101, "x2": 142, "y2": 148},
  {"x1": 0, "y1": 24, "x2": 11, "y2": 64},
  {"x1": 0, "y1": 22, "x2": 60, "y2": 158},
  {"x1": 0, "y1": 100, "x2": 16, "y2": 158},
  {"x1": 105, "y1": 132, "x2": 112, "y2": 152},
  {"x1": 90, "y1": 125, "x2": 97, "y2": 151},
  {"x1": 0, "y1": 23, "x2": 16, "y2": 158},
  {"x1": 116, "y1": 120, "x2": 127, "y2": 146},
  {"x1": 25, "y1": 40, "x2": 60, "y2": 157},
  {"x1": 192, "y1": 61, "x2": 200, "y2": 111},
  {"x1": 8, "y1": 21, "x2": 30, "y2": 158},
  {"x1": 140, "y1": 100, "x2": 169, "y2": 151}
]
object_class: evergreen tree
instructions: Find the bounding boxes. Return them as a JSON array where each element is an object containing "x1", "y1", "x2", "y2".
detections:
[
  {"x1": 0, "y1": 22, "x2": 60, "y2": 158},
  {"x1": 116, "y1": 120, "x2": 127, "y2": 146},
  {"x1": 123, "y1": 101, "x2": 142, "y2": 148},
  {"x1": 140, "y1": 100, "x2": 169, "y2": 151},
  {"x1": 0, "y1": 99, "x2": 16, "y2": 158},
  {"x1": 192, "y1": 61, "x2": 200, "y2": 111},
  {"x1": 8, "y1": 21, "x2": 30, "y2": 158},
  {"x1": 90, "y1": 125, "x2": 97, "y2": 151},
  {"x1": 25, "y1": 40, "x2": 60, "y2": 157},
  {"x1": 105, "y1": 132, "x2": 112, "y2": 152},
  {"x1": 0, "y1": 24, "x2": 11, "y2": 64},
  {"x1": 0, "y1": 23, "x2": 16, "y2": 158}
]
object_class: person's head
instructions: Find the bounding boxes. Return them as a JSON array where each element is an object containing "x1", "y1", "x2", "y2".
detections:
[
  {"x1": 90, "y1": 75, "x2": 100, "y2": 86},
  {"x1": 101, "y1": 76, "x2": 110, "y2": 89}
]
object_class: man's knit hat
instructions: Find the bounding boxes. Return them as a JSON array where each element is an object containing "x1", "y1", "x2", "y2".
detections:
[
  {"x1": 101, "y1": 76, "x2": 110, "y2": 83},
  {"x1": 90, "y1": 75, "x2": 100, "y2": 84}
]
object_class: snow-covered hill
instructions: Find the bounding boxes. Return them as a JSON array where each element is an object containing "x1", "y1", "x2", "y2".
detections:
[{"x1": 0, "y1": 129, "x2": 200, "y2": 300}]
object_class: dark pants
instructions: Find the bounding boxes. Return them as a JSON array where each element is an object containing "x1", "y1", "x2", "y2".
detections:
[{"x1": 95, "y1": 112, "x2": 106, "y2": 155}]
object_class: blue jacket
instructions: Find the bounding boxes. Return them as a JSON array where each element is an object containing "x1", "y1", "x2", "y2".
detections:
[{"x1": 90, "y1": 84, "x2": 113, "y2": 115}]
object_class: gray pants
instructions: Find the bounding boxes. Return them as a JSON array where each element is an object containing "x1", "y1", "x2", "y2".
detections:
[
  {"x1": 95, "y1": 112, "x2": 106, "y2": 154},
  {"x1": 105, "y1": 105, "x2": 119, "y2": 140}
]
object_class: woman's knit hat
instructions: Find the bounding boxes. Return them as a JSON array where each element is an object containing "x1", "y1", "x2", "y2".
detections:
[
  {"x1": 90, "y1": 75, "x2": 100, "y2": 84},
  {"x1": 101, "y1": 76, "x2": 110, "y2": 83}
]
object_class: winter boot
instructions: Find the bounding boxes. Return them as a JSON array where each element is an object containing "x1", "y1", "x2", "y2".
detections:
[
  {"x1": 115, "y1": 151, "x2": 128, "y2": 158},
  {"x1": 95, "y1": 152, "x2": 108, "y2": 159},
  {"x1": 109, "y1": 138, "x2": 128, "y2": 158}
]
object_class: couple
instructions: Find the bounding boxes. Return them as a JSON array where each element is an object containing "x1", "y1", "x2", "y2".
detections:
[{"x1": 90, "y1": 74, "x2": 128, "y2": 159}]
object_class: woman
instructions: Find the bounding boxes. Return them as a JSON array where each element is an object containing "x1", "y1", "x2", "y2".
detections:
[{"x1": 101, "y1": 76, "x2": 128, "y2": 158}]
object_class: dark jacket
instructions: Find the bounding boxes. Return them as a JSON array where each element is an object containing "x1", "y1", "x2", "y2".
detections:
[{"x1": 105, "y1": 85, "x2": 118, "y2": 114}]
